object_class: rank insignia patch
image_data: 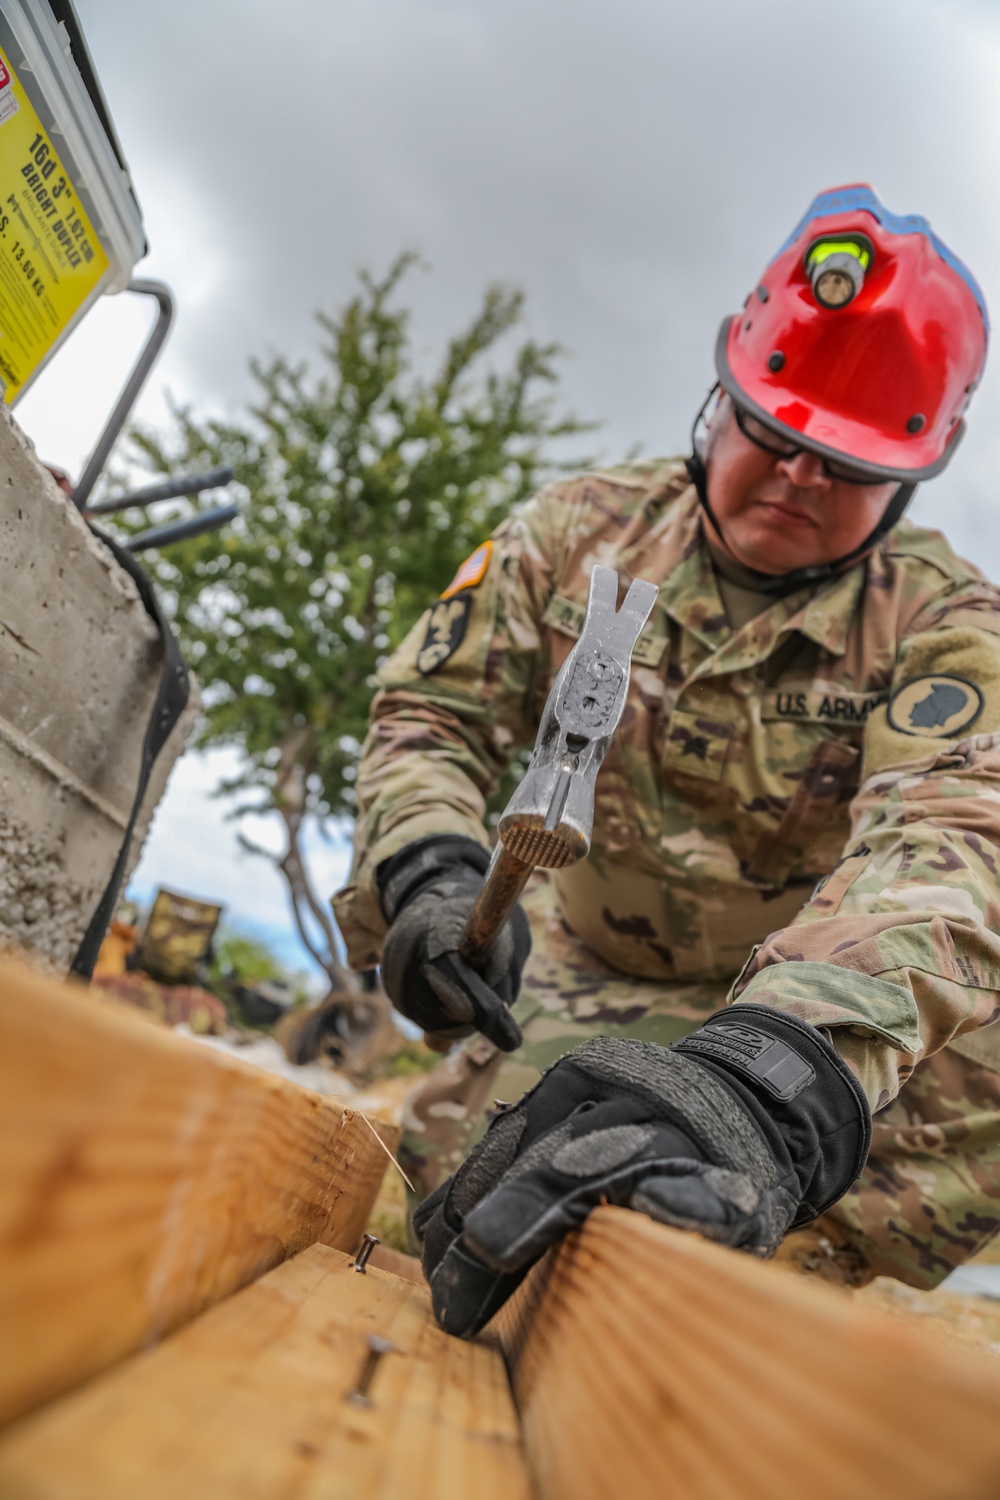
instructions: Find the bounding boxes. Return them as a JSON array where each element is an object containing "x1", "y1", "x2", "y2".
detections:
[
  {"x1": 887, "y1": 674, "x2": 984, "y2": 738},
  {"x1": 441, "y1": 541, "x2": 492, "y2": 600},
  {"x1": 417, "y1": 595, "x2": 473, "y2": 675}
]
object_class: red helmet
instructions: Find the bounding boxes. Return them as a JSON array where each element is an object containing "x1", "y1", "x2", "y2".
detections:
[{"x1": 716, "y1": 185, "x2": 989, "y2": 482}]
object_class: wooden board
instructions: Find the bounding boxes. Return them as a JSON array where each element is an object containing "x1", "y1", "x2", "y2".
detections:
[
  {"x1": 0, "y1": 1243, "x2": 529, "y2": 1500},
  {"x1": 369, "y1": 1243, "x2": 426, "y2": 1285},
  {"x1": 0, "y1": 955, "x2": 398, "y2": 1425},
  {"x1": 496, "y1": 1205, "x2": 1000, "y2": 1500}
]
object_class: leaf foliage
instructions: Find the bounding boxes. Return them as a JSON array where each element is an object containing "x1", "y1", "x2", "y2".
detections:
[{"x1": 113, "y1": 255, "x2": 595, "y2": 831}]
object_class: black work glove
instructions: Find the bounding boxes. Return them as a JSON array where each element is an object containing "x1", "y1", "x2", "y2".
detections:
[
  {"x1": 414, "y1": 1005, "x2": 871, "y2": 1337},
  {"x1": 377, "y1": 835, "x2": 531, "y2": 1053}
]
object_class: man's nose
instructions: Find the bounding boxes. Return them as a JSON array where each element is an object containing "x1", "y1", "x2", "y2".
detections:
[{"x1": 775, "y1": 450, "x2": 831, "y2": 490}]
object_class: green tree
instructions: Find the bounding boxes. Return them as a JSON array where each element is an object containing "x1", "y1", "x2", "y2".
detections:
[
  {"x1": 207, "y1": 927, "x2": 296, "y2": 988},
  {"x1": 111, "y1": 255, "x2": 595, "y2": 989}
]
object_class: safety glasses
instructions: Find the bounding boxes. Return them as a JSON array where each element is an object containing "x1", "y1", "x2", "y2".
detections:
[{"x1": 731, "y1": 401, "x2": 881, "y2": 487}]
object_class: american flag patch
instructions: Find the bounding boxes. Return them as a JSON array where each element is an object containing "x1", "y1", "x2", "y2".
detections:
[{"x1": 440, "y1": 540, "x2": 493, "y2": 600}]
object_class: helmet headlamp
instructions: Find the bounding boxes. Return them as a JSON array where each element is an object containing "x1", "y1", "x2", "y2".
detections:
[{"x1": 806, "y1": 237, "x2": 872, "y2": 309}]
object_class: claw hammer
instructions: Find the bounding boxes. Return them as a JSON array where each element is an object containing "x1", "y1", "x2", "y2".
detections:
[{"x1": 425, "y1": 565, "x2": 658, "y2": 1049}]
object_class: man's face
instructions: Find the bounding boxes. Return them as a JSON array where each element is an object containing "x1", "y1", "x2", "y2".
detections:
[{"x1": 703, "y1": 396, "x2": 899, "y2": 575}]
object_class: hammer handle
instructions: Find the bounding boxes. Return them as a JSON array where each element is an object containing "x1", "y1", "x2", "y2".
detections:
[
  {"x1": 423, "y1": 844, "x2": 534, "y2": 1054},
  {"x1": 459, "y1": 843, "x2": 534, "y2": 968}
]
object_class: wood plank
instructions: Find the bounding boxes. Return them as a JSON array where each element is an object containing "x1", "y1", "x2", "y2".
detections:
[
  {"x1": 0, "y1": 955, "x2": 398, "y2": 1426},
  {"x1": 0, "y1": 1243, "x2": 529, "y2": 1500},
  {"x1": 369, "y1": 1243, "x2": 426, "y2": 1285},
  {"x1": 496, "y1": 1205, "x2": 1000, "y2": 1500}
]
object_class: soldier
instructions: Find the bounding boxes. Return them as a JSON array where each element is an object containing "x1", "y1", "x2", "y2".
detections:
[{"x1": 334, "y1": 184, "x2": 1000, "y2": 1335}]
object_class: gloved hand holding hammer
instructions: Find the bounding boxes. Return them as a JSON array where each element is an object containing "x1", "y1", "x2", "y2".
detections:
[
  {"x1": 376, "y1": 565, "x2": 658, "y2": 1056},
  {"x1": 377, "y1": 833, "x2": 531, "y2": 1054}
]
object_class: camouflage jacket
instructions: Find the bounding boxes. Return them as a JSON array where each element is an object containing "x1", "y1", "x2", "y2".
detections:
[{"x1": 334, "y1": 460, "x2": 1000, "y2": 1108}]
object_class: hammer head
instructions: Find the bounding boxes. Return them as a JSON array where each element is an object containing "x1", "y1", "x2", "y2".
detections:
[{"x1": 498, "y1": 565, "x2": 658, "y2": 868}]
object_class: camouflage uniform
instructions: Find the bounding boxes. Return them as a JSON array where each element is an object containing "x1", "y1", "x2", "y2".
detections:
[{"x1": 334, "y1": 459, "x2": 1000, "y2": 1288}]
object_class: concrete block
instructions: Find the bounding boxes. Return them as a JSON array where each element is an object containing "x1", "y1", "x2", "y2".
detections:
[{"x1": 0, "y1": 408, "x2": 193, "y2": 968}]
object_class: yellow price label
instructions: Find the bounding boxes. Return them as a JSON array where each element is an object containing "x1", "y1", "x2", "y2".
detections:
[{"x1": 0, "y1": 44, "x2": 108, "y2": 402}]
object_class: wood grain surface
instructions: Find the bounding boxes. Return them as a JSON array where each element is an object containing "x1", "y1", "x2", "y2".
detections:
[
  {"x1": 0, "y1": 1243, "x2": 529, "y2": 1500},
  {"x1": 496, "y1": 1206, "x2": 1000, "y2": 1500},
  {"x1": 369, "y1": 1243, "x2": 426, "y2": 1285},
  {"x1": 0, "y1": 955, "x2": 398, "y2": 1425}
]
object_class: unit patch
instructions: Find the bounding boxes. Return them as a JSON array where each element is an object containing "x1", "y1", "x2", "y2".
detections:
[
  {"x1": 886, "y1": 674, "x2": 984, "y2": 738},
  {"x1": 416, "y1": 595, "x2": 473, "y2": 675},
  {"x1": 440, "y1": 541, "x2": 493, "y2": 601}
]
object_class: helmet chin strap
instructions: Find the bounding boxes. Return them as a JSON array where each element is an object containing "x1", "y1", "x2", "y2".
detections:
[{"x1": 687, "y1": 389, "x2": 916, "y2": 597}]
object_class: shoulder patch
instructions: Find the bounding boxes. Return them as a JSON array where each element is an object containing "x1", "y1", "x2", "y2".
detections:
[
  {"x1": 440, "y1": 541, "x2": 492, "y2": 600},
  {"x1": 887, "y1": 674, "x2": 984, "y2": 738},
  {"x1": 416, "y1": 595, "x2": 473, "y2": 675}
]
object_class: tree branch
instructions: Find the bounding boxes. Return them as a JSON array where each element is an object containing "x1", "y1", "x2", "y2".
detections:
[
  {"x1": 237, "y1": 817, "x2": 354, "y2": 992},
  {"x1": 276, "y1": 800, "x2": 355, "y2": 992}
]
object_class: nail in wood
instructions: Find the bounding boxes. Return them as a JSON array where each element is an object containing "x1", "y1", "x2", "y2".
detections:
[
  {"x1": 346, "y1": 1334, "x2": 395, "y2": 1406},
  {"x1": 352, "y1": 1232, "x2": 379, "y2": 1274}
]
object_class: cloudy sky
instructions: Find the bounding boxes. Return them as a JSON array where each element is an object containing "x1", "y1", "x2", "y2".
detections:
[{"x1": 14, "y1": 0, "x2": 1000, "y2": 979}]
